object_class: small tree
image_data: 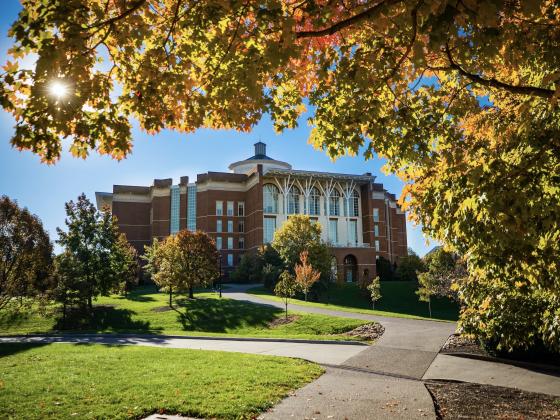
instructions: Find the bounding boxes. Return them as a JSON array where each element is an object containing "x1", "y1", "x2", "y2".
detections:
[
  {"x1": 366, "y1": 276, "x2": 381, "y2": 309},
  {"x1": 143, "y1": 230, "x2": 219, "y2": 306},
  {"x1": 274, "y1": 270, "x2": 297, "y2": 319},
  {"x1": 416, "y1": 272, "x2": 439, "y2": 318},
  {"x1": 395, "y1": 248, "x2": 426, "y2": 282},
  {"x1": 294, "y1": 250, "x2": 320, "y2": 301},
  {"x1": 0, "y1": 196, "x2": 54, "y2": 311},
  {"x1": 111, "y1": 234, "x2": 139, "y2": 297}
]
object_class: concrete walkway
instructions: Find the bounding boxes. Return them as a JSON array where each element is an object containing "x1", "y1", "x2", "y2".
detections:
[{"x1": 0, "y1": 334, "x2": 369, "y2": 365}]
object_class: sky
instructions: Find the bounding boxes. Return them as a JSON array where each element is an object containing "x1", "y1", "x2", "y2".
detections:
[{"x1": 0, "y1": 0, "x2": 438, "y2": 256}]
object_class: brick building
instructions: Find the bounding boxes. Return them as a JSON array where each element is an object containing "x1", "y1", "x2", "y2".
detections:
[{"x1": 95, "y1": 142, "x2": 408, "y2": 283}]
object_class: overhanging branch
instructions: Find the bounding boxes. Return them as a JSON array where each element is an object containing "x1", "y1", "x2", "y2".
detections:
[{"x1": 295, "y1": 0, "x2": 402, "y2": 38}]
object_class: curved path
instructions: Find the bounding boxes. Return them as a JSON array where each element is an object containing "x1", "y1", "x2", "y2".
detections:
[{"x1": 223, "y1": 284, "x2": 457, "y2": 419}]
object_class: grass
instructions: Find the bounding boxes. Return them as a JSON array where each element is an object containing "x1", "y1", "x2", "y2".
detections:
[
  {"x1": 0, "y1": 342, "x2": 324, "y2": 419},
  {"x1": 0, "y1": 285, "x2": 368, "y2": 340},
  {"x1": 248, "y1": 281, "x2": 459, "y2": 321}
]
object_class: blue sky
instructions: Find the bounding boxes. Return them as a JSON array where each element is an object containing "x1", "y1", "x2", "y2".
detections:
[{"x1": 0, "y1": 0, "x2": 437, "y2": 255}]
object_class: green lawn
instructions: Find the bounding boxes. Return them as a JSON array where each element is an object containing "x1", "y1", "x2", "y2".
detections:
[
  {"x1": 248, "y1": 282, "x2": 459, "y2": 321},
  {"x1": 0, "y1": 343, "x2": 323, "y2": 419},
  {"x1": 0, "y1": 286, "x2": 368, "y2": 340}
]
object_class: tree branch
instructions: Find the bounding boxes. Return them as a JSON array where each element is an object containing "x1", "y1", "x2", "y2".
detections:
[
  {"x1": 87, "y1": 0, "x2": 148, "y2": 29},
  {"x1": 442, "y1": 44, "x2": 555, "y2": 99},
  {"x1": 295, "y1": 0, "x2": 402, "y2": 39}
]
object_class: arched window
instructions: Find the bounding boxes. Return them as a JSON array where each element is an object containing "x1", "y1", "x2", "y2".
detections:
[
  {"x1": 309, "y1": 187, "x2": 321, "y2": 216},
  {"x1": 343, "y1": 254, "x2": 358, "y2": 283},
  {"x1": 329, "y1": 189, "x2": 341, "y2": 216},
  {"x1": 348, "y1": 190, "x2": 360, "y2": 217},
  {"x1": 264, "y1": 184, "x2": 279, "y2": 214},
  {"x1": 287, "y1": 185, "x2": 301, "y2": 214}
]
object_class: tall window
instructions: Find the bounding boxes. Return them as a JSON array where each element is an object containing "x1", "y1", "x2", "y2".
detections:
[
  {"x1": 170, "y1": 185, "x2": 180, "y2": 234},
  {"x1": 227, "y1": 254, "x2": 233, "y2": 266},
  {"x1": 374, "y1": 224, "x2": 379, "y2": 236},
  {"x1": 373, "y1": 208, "x2": 379, "y2": 222},
  {"x1": 309, "y1": 187, "x2": 321, "y2": 216},
  {"x1": 329, "y1": 219, "x2": 338, "y2": 244},
  {"x1": 227, "y1": 220, "x2": 233, "y2": 233},
  {"x1": 239, "y1": 237, "x2": 245, "y2": 249},
  {"x1": 329, "y1": 190, "x2": 340, "y2": 216},
  {"x1": 287, "y1": 186, "x2": 301, "y2": 214},
  {"x1": 349, "y1": 220, "x2": 358, "y2": 245},
  {"x1": 227, "y1": 237, "x2": 233, "y2": 250},
  {"x1": 187, "y1": 185, "x2": 197, "y2": 231},
  {"x1": 238, "y1": 202, "x2": 245, "y2": 216},
  {"x1": 238, "y1": 220, "x2": 245, "y2": 233},
  {"x1": 264, "y1": 184, "x2": 279, "y2": 214},
  {"x1": 264, "y1": 216, "x2": 276, "y2": 243},
  {"x1": 216, "y1": 219, "x2": 222, "y2": 232},
  {"x1": 216, "y1": 237, "x2": 222, "y2": 250},
  {"x1": 348, "y1": 190, "x2": 360, "y2": 217},
  {"x1": 375, "y1": 240, "x2": 380, "y2": 252},
  {"x1": 227, "y1": 201, "x2": 234, "y2": 216},
  {"x1": 216, "y1": 201, "x2": 223, "y2": 216}
]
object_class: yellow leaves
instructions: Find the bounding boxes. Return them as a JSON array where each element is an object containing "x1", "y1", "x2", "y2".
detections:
[{"x1": 3, "y1": 60, "x2": 18, "y2": 73}]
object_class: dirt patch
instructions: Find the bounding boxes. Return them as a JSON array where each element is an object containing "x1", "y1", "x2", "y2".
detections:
[
  {"x1": 441, "y1": 334, "x2": 486, "y2": 356},
  {"x1": 345, "y1": 323, "x2": 385, "y2": 341},
  {"x1": 426, "y1": 380, "x2": 560, "y2": 419},
  {"x1": 268, "y1": 315, "x2": 300, "y2": 327},
  {"x1": 151, "y1": 306, "x2": 173, "y2": 313}
]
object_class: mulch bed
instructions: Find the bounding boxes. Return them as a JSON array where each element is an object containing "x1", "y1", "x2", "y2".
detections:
[
  {"x1": 345, "y1": 322, "x2": 385, "y2": 341},
  {"x1": 268, "y1": 314, "x2": 300, "y2": 327},
  {"x1": 425, "y1": 380, "x2": 560, "y2": 419},
  {"x1": 441, "y1": 334, "x2": 487, "y2": 357}
]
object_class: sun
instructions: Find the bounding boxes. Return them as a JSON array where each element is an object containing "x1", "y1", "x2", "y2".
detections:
[{"x1": 48, "y1": 81, "x2": 68, "y2": 99}]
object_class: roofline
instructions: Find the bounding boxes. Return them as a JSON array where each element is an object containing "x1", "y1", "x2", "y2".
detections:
[
  {"x1": 263, "y1": 168, "x2": 376, "y2": 183},
  {"x1": 95, "y1": 192, "x2": 113, "y2": 210},
  {"x1": 228, "y1": 159, "x2": 292, "y2": 171}
]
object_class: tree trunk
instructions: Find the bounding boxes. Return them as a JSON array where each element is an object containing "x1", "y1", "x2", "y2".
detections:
[
  {"x1": 189, "y1": 286, "x2": 194, "y2": 299},
  {"x1": 87, "y1": 295, "x2": 93, "y2": 313},
  {"x1": 372, "y1": 301, "x2": 375, "y2": 310},
  {"x1": 428, "y1": 298, "x2": 432, "y2": 318},
  {"x1": 304, "y1": 290, "x2": 308, "y2": 301},
  {"x1": 285, "y1": 300, "x2": 288, "y2": 320},
  {"x1": 169, "y1": 288, "x2": 173, "y2": 307}
]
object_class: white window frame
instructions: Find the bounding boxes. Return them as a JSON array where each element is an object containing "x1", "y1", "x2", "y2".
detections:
[
  {"x1": 216, "y1": 201, "x2": 223, "y2": 216},
  {"x1": 373, "y1": 208, "x2": 379, "y2": 222},
  {"x1": 227, "y1": 254, "x2": 233, "y2": 266},
  {"x1": 216, "y1": 237, "x2": 222, "y2": 250},
  {"x1": 238, "y1": 202, "x2": 245, "y2": 217},
  {"x1": 227, "y1": 237, "x2": 233, "y2": 250},
  {"x1": 238, "y1": 220, "x2": 245, "y2": 233},
  {"x1": 216, "y1": 219, "x2": 222, "y2": 233},
  {"x1": 374, "y1": 224, "x2": 379, "y2": 237},
  {"x1": 227, "y1": 201, "x2": 234, "y2": 216},
  {"x1": 239, "y1": 237, "x2": 245, "y2": 249},
  {"x1": 375, "y1": 240, "x2": 380, "y2": 252},
  {"x1": 329, "y1": 219, "x2": 338, "y2": 244},
  {"x1": 227, "y1": 220, "x2": 233, "y2": 233}
]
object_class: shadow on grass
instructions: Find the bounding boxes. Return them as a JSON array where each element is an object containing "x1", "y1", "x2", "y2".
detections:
[
  {"x1": 53, "y1": 306, "x2": 162, "y2": 334},
  {"x1": 173, "y1": 297, "x2": 282, "y2": 333},
  {"x1": 0, "y1": 342, "x2": 50, "y2": 357}
]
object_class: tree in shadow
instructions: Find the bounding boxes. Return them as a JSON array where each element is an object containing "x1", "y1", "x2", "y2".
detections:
[
  {"x1": 53, "y1": 306, "x2": 161, "y2": 334},
  {"x1": 173, "y1": 298, "x2": 283, "y2": 333}
]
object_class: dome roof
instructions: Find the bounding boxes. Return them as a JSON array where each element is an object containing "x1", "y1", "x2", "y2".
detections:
[{"x1": 228, "y1": 142, "x2": 292, "y2": 174}]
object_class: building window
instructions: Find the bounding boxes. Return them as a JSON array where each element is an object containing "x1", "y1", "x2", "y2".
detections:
[
  {"x1": 170, "y1": 185, "x2": 180, "y2": 234},
  {"x1": 264, "y1": 184, "x2": 279, "y2": 214},
  {"x1": 309, "y1": 187, "x2": 321, "y2": 216},
  {"x1": 238, "y1": 220, "x2": 245, "y2": 233},
  {"x1": 216, "y1": 219, "x2": 222, "y2": 233},
  {"x1": 216, "y1": 201, "x2": 223, "y2": 216},
  {"x1": 239, "y1": 237, "x2": 245, "y2": 249},
  {"x1": 187, "y1": 184, "x2": 197, "y2": 231},
  {"x1": 348, "y1": 190, "x2": 359, "y2": 217},
  {"x1": 349, "y1": 220, "x2": 358, "y2": 245},
  {"x1": 238, "y1": 202, "x2": 245, "y2": 216},
  {"x1": 287, "y1": 185, "x2": 301, "y2": 214},
  {"x1": 227, "y1": 201, "x2": 234, "y2": 216},
  {"x1": 227, "y1": 254, "x2": 233, "y2": 266},
  {"x1": 329, "y1": 219, "x2": 338, "y2": 244},
  {"x1": 310, "y1": 218, "x2": 318, "y2": 224},
  {"x1": 264, "y1": 216, "x2": 276, "y2": 243},
  {"x1": 373, "y1": 208, "x2": 379, "y2": 222},
  {"x1": 374, "y1": 224, "x2": 379, "y2": 236},
  {"x1": 227, "y1": 237, "x2": 233, "y2": 250},
  {"x1": 375, "y1": 240, "x2": 380, "y2": 252},
  {"x1": 329, "y1": 189, "x2": 340, "y2": 216},
  {"x1": 227, "y1": 220, "x2": 233, "y2": 233},
  {"x1": 216, "y1": 237, "x2": 222, "y2": 250}
]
